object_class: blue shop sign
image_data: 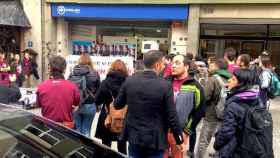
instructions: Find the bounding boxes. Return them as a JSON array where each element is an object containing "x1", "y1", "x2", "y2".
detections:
[{"x1": 51, "y1": 4, "x2": 188, "y2": 20}]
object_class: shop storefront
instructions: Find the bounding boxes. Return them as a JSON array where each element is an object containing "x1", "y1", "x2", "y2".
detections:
[
  {"x1": 48, "y1": 3, "x2": 189, "y2": 78},
  {"x1": 200, "y1": 24, "x2": 280, "y2": 64},
  {"x1": 0, "y1": 26, "x2": 21, "y2": 53},
  {"x1": 66, "y1": 20, "x2": 171, "y2": 58},
  {"x1": 197, "y1": 4, "x2": 280, "y2": 65},
  {"x1": 50, "y1": 3, "x2": 189, "y2": 57},
  {"x1": 0, "y1": 0, "x2": 30, "y2": 54}
]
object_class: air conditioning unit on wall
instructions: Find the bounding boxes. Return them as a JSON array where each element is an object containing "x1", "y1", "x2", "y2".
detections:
[{"x1": 141, "y1": 41, "x2": 159, "y2": 53}]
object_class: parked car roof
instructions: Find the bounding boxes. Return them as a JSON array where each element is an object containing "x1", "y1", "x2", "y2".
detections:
[{"x1": 0, "y1": 103, "x2": 126, "y2": 158}]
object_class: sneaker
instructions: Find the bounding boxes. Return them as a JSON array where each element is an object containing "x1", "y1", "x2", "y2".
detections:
[
  {"x1": 187, "y1": 151, "x2": 194, "y2": 158},
  {"x1": 209, "y1": 152, "x2": 215, "y2": 157}
]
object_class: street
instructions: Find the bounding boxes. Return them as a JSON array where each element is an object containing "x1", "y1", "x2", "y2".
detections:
[
  {"x1": 190, "y1": 98, "x2": 280, "y2": 158},
  {"x1": 88, "y1": 98, "x2": 280, "y2": 157},
  {"x1": 270, "y1": 98, "x2": 280, "y2": 158},
  {"x1": 2, "y1": 0, "x2": 280, "y2": 157},
  {"x1": 29, "y1": 98, "x2": 280, "y2": 157}
]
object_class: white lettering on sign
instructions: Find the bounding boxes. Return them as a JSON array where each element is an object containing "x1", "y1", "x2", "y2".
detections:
[
  {"x1": 57, "y1": 6, "x2": 80, "y2": 16},
  {"x1": 65, "y1": 55, "x2": 134, "y2": 80}
]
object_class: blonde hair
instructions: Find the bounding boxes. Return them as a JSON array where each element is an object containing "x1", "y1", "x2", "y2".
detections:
[{"x1": 78, "y1": 53, "x2": 94, "y2": 70}]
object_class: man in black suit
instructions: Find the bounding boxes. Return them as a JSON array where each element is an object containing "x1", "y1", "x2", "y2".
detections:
[{"x1": 114, "y1": 50, "x2": 186, "y2": 158}]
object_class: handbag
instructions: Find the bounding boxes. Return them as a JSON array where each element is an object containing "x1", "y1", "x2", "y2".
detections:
[{"x1": 104, "y1": 92, "x2": 127, "y2": 133}]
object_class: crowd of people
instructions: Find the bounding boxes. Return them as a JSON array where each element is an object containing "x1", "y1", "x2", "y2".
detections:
[
  {"x1": 0, "y1": 47, "x2": 275, "y2": 158},
  {"x1": 0, "y1": 49, "x2": 40, "y2": 105},
  {"x1": 0, "y1": 49, "x2": 39, "y2": 87}
]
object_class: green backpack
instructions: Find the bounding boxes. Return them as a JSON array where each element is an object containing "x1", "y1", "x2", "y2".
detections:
[{"x1": 268, "y1": 72, "x2": 280, "y2": 98}]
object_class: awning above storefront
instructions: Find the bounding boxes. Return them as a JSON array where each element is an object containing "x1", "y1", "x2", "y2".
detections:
[
  {"x1": 0, "y1": 0, "x2": 31, "y2": 27},
  {"x1": 47, "y1": 0, "x2": 185, "y2": 4},
  {"x1": 188, "y1": 0, "x2": 280, "y2": 4},
  {"x1": 51, "y1": 3, "x2": 188, "y2": 21}
]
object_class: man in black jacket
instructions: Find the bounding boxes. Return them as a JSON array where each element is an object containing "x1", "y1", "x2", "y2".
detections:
[{"x1": 114, "y1": 50, "x2": 186, "y2": 158}]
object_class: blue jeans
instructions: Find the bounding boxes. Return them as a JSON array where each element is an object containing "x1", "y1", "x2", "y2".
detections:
[
  {"x1": 74, "y1": 103, "x2": 96, "y2": 137},
  {"x1": 129, "y1": 144, "x2": 164, "y2": 158}
]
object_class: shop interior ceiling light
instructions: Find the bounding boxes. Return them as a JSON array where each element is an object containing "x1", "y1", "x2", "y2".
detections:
[{"x1": 156, "y1": 29, "x2": 162, "y2": 33}]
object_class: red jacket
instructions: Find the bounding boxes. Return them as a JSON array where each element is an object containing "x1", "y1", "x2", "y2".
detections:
[
  {"x1": 0, "y1": 60, "x2": 10, "y2": 86},
  {"x1": 36, "y1": 79, "x2": 80, "y2": 123}
]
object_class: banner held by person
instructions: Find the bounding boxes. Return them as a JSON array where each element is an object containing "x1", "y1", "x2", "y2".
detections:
[{"x1": 65, "y1": 55, "x2": 134, "y2": 80}]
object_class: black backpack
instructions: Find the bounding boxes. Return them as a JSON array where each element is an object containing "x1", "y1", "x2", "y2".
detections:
[{"x1": 238, "y1": 102, "x2": 274, "y2": 158}]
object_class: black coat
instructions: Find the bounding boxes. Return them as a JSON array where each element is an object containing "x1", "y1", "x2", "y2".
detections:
[
  {"x1": 0, "y1": 84, "x2": 21, "y2": 104},
  {"x1": 114, "y1": 70, "x2": 183, "y2": 150},
  {"x1": 214, "y1": 90, "x2": 261, "y2": 158},
  {"x1": 94, "y1": 71, "x2": 127, "y2": 141},
  {"x1": 30, "y1": 59, "x2": 39, "y2": 80}
]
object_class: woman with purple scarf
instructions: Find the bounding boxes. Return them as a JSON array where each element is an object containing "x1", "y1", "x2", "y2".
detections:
[{"x1": 213, "y1": 69, "x2": 262, "y2": 158}]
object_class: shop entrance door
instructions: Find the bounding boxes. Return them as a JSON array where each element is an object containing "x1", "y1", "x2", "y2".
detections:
[{"x1": 0, "y1": 26, "x2": 21, "y2": 53}]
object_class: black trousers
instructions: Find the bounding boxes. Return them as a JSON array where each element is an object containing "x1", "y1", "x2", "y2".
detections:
[{"x1": 102, "y1": 138, "x2": 127, "y2": 154}]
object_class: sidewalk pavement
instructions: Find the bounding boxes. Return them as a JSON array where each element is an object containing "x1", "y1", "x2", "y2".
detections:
[{"x1": 28, "y1": 98, "x2": 280, "y2": 158}]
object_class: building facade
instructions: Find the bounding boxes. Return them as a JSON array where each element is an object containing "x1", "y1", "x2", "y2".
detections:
[
  {"x1": 188, "y1": 0, "x2": 280, "y2": 66},
  {"x1": 44, "y1": 0, "x2": 189, "y2": 56},
  {"x1": 0, "y1": 0, "x2": 31, "y2": 54},
  {"x1": 0, "y1": 0, "x2": 43, "y2": 84},
  {"x1": 21, "y1": 0, "x2": 43, "y2": 82},
  {"x1": 4, "y1": 0, "x2": 280, "y2": 81},
  {"x1": 40, "y1": 0, "x2": 191, "y2": 79}
]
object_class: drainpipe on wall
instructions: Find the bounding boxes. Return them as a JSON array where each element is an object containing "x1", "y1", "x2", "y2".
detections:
[{"x1": 41, "y1": 0, "x2": 46, "y2": 81}]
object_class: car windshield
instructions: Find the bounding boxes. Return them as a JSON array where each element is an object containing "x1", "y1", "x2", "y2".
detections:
[{"x1": 0, "y1": 104, "x2": 125, "y2": 158}]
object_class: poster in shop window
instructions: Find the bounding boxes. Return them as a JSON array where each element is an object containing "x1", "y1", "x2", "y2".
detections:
[
  {"x1": 65, "y1": 55, "x2": 134, "y2": 80},
  {"x1": 72, "y1": 40, "x2": 136, "y2": 59}
]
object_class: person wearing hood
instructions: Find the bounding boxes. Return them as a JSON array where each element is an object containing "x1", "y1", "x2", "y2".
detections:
[
  {"x1": 214, "y1": 69, "x2": 261, "y2": 158},
  {"x1": 69, "y1": 54, "x2": 100, "y2": 137},
  {"x1": 95, "y1": 59, "x2": 128, "y2": 154},
  {"x1": 196, "y1": 58, "x2": 231, "y2": 158}
]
